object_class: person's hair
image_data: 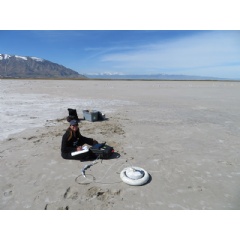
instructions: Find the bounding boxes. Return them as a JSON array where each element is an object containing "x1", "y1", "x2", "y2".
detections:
[{"x1": 66, "y1": 127, "x2": 80, "y2": 141}]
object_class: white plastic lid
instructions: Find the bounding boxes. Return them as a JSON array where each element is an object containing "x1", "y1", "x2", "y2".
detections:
[{"x1": 126, "y1": 168, "x2": 144, "y2": 180}]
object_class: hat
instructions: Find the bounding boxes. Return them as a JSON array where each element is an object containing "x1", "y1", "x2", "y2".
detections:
[
  {"x1": 70, "y1": 119, "x2": 79, "y2": 126},
  {"x1": 67, "y1": 116, "x2": 80, "y2": 123}
]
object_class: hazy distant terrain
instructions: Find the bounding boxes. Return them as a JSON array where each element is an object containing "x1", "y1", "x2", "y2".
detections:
[{"x1": 85, "y1": 73, "x2": 234, "y2": 81}]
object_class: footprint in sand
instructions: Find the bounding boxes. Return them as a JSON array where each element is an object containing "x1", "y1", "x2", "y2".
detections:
[
  {"x1": 86, "y1": 186, "x2": 121, "y2": 202},
  {"x1": 63, "y1": 187, "x2": 79, "y2": 200},
  {"x1": 3, "y1": 184, "x2": 14, "y2": 198}
]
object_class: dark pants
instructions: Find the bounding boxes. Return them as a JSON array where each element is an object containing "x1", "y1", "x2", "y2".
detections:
[{"x1": 61, "y1": 151, "x2": 96, "y2": 161}]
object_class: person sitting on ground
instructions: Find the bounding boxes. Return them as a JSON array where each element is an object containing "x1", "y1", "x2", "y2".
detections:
[{"x1": 61, "y1": 119, "x2": 98, "y2": 161}]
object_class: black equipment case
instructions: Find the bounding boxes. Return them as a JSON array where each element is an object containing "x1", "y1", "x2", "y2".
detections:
[{"x1": 90, "y1": 143, "x2": 114, "y2": 159}]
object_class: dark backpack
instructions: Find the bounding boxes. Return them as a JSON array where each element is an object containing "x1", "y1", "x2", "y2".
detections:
[
  {"x1": 90, "y1": 143, "x2": 114, "y2": 159},
  {"x1": 67, "y1": 108, "x2": 80, "y2": 122}
]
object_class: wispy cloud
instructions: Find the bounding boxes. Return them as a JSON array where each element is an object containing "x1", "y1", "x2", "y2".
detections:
[{"x1": 99, "y1": 31, "x2": 240, "y2": 77}]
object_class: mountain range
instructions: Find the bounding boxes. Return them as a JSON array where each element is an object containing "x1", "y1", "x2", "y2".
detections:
[
  {"x1": 85, "y1": 73, "x2": 230, "y2": 81},
  {"x1": 0, "y1": 54, "x2": 86, "y2": 79},
  {"x1": 0, "y1": 53, "x2": 236, "y2": 80}
]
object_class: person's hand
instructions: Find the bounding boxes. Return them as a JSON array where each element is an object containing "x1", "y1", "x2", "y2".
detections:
[{"x1": 76, "y1": 146, "x2": 82, "y2": 151}]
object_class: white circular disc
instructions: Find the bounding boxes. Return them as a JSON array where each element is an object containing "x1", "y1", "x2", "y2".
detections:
[
  {"x1": 120, "y1": 166, "x2": 150, "y2": 186},
  {"x1": 126, "y1": 168, "x2": 144, "y2": 180}
]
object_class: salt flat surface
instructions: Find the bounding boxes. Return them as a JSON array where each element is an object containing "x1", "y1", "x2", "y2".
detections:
[
  {"x1": 0, "y1": 79, "x2": 134, "y2": 140},
  {"x1": 1, "y1": 79, "x2": 240, "y2": 210}
]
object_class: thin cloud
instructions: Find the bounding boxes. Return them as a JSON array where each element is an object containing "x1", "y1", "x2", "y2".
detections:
[{"x1": 99, "y1": 31, "x2": 240, "y2": 77}]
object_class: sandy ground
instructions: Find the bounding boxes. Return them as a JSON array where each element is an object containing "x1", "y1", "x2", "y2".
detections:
[{"x1": 0, "y1": 79, "x2": 240, "y2": 210}]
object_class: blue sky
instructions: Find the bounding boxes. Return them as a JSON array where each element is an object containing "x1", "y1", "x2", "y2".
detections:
[{"x1": 1, "y1": 30, "x2": 239, "y2": 79}]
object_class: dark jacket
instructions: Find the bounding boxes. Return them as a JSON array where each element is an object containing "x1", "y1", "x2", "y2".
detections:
[{"x1": 61, "y1": 128, "x2": 94, "y2": 160}]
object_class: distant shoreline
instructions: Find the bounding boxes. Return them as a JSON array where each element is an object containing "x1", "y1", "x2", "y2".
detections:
[{"x1": 0, "y1": 78, "x2": 239, "y2": 82}]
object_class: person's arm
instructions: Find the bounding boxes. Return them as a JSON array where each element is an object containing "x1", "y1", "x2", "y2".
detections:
[
  {"x1": 61, "y1": 132, "x2": 77, "y2": 153},
  {"x1": 78, "y1": 134, "x2": 98, "y2": 146}
]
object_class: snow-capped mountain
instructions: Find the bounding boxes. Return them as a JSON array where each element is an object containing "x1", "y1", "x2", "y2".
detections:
[
  {"x1": 0, "y1": 54, "x2": 44, "y2": 62},
  {"x1": 0, "y1": 54, "x2": 86, "y2": 79}
]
